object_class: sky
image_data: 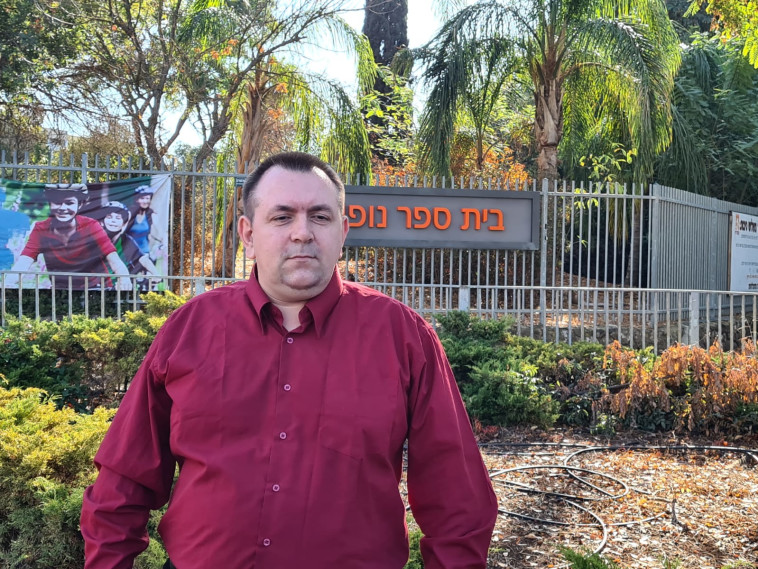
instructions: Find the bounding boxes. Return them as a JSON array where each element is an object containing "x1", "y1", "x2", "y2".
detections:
[{"x1": 175, "y1": 0, "x2": 446, "y2": 146}]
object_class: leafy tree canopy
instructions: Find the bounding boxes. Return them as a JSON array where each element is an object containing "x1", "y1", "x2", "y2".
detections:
[
  {"x1": 24, "y1": 0, "x2": 373, "y2": 170},
  {"x1": 417, "y1": 0, "x2": 681, "y2": 183},
  {"x1": 688, "y1": 0, "x2": 758, "y2": 67},
  {"x1": 0, "y1": 0, "x2": 81, "y2": 99},
  {"x1": 654, "y1": 32, "x2": 758, "y2": 203}
]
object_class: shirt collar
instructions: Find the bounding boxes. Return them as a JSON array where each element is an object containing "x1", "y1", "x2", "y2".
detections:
[{"x1": 246, "y1": 267, "x2": 344, "y2": 337}]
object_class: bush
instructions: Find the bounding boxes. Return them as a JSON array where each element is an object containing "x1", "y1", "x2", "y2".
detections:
[
  {"x1": 463, "y1": 362, "x2": 559, "y2": 428},
  {"x1": 598, "y1": 340, "x2": 758, "y2": 434},
  {"x1": 0, "y1": 387, "x2": 114, "y2": 569},
  {"x1": 436, "y1": 312, "x2": 603, "y2": 429},
  {"x1": 0, "y1": 386, "x2": 168, "y2": 569},
  {"x1": 435, "y1": 312, "x2": 513, "y2": 384},
  {"x1": 0, "y1": 291, "x2": 185, "y2": 411}
]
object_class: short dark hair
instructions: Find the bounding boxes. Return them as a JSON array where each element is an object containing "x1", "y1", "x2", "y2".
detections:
[{"x1": 241, "y1": 152, "x2": 344, "y2": 219}]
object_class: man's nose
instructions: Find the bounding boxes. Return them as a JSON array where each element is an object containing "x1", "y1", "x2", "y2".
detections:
[{"x1": 290, "y1": 215, "x2": 313, "y2": 241}]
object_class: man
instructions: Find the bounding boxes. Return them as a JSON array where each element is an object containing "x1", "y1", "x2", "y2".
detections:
[
  {"x1": 80, "y1": 152, "x2": 497, "y2": 569},
  {"x1": 9, "y1": 184, "x2": 131, "y2": 290}
]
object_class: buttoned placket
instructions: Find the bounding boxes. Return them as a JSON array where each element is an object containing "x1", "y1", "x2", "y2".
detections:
[{"x1": 257, "y1": 331, "x2": 299, "y2": 559}]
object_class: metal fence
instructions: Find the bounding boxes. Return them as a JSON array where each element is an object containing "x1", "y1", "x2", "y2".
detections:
[{"x1": 3, "y1": 151, "x2": 758, "y2": 352}]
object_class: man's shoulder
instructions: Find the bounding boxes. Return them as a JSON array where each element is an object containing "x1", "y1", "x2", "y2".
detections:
[
  {"x1": 76, "y1": 215, "x2": 100, "y2": 230},
  {"x1": 30, "y1": 217, "x2": 53, "y2": 231},
  {"x1": 156, "y1": 280, "x2": 250, "y2": 334},
  {"x1": 340, "y1": 280, "x2": 429, "y2": 324},
  {"x1": 181, "y1": 280, "x2": 248, "y2": 309}
]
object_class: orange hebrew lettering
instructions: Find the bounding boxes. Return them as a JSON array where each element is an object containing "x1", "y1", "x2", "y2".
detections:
[
  {"x1": 413, "y1": 207, "x2": 432, "y2": 229},
  {"x1": 460, "y1": 208, "x2": 482, "y2": 230},
  {"x1": 433, "y1": 207, "x2": 451, "y2": 230},
  {"x1": 397, "y1": 206, "x2": 412, "y2": 228},
  {"x1": 487, "y1": 209, "x2": 504, "y2": 231},
  {"x1": 375, "y1": 206, "x2": 388, "y2": 228},
  {"x1": 348, "y1": 205, "x2": 366, "y2": 228}
]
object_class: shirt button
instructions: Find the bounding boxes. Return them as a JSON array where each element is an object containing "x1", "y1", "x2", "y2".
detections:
[
  {"x1": 283, "y1": 384, "x2": 292, "y2": 391},
  {"x1": 286, "y1": 337, "x2": 294, "y2": 344},
  {"x1": 263, "y1": 538, "x2": 271, "y2": 547},
  {"x1": 279, "y1": 432, "x2": 287, "y2": 440},
  {"x1": 272, "y1": 484, "x2": 280, "y2": 492}
]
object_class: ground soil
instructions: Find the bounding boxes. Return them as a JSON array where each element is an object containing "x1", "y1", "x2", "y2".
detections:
[{"x1": 477, "y1": 427, "x2": 758, "y2": 569}]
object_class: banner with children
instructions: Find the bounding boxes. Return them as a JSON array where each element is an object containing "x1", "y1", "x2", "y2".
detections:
[{"x1": 0, "y1": 175, "x2": 171, "y2": 291}]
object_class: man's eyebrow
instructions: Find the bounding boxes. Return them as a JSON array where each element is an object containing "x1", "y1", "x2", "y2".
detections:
[{"x1": 269, "y1": 204, "x2": 334, "y2": 214}]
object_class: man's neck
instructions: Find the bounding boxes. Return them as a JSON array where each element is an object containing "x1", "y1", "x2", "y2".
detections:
[{"x1": 273, "y1": 301, "x2": 305, "y2": 332}]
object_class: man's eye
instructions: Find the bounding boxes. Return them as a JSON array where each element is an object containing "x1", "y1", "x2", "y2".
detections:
[{"x1": 313, "y1": 214, "x2": 330, "y2": 222}]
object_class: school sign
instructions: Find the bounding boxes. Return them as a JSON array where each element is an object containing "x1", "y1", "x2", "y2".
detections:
[{"x1": 342, "y1": 186, "x2": 540, "y2": 250}]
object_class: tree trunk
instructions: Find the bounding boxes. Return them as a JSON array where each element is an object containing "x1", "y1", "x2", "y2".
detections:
[
  {"x1": 533, "y1": 70, "x2": 564, "y2": 287},
  {"x1": 363, "y1": 0, "x2": 408, "y2": 165},
  {"x1": 534, "y1": 75, "x2": 563, "y2": 184}
]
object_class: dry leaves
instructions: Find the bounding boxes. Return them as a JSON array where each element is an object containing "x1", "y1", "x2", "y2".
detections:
[{"x1": 480, "y1": 428, "x2": 758, "y2": 569}]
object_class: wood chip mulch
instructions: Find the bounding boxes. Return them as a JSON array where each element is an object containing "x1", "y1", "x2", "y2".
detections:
[{"x1": 478, "y1": 427, "x2": 758, "y2": 569}]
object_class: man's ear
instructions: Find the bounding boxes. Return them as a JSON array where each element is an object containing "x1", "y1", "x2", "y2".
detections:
[
  {"x1": 339, "y1": 215, "x2": 349, "y2": 259},
  {"x1": 238, "y1": 215, "x2": 255, "y2": 260}
]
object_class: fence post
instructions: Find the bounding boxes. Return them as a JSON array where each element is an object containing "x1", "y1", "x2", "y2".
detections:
[
  {"x1": 540, "y1": 178, "x2": 548, "y2": 327},
  {"x1": 709, "y1": 209, "x2": 719, "y2": 291},
  {"x1": 685, "y1": 292, "x2": 700, "y2": 346},
  {"x1": 458, "y1": 286, "x2": 470, "y2": 311},
  {"x1": 649, "y1": 184, "x2": 661, "y2": 324},
  {"x1": 81, "y1": 153, "x2": 88, "y2": 182}
]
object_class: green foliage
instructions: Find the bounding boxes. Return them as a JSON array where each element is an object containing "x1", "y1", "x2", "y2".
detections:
[
  {"x1": 0, "y1": 291, "x2": 185, "y2": 410},
  {"x1": 734, "y1": 402, "x2": 758, "y2": 432},
  {"x1": 419, "y1": 0, "x2": 680, "y2": 183},
  {"x1": 0, "y1": 387, "x2": 114, "y2": 569},
  {"x1": 435, "y1": 311, "x2": 512, "y2": 384},
  {"x1": 0, "y1": 0, "x2": 81, "y2": 99},
  {"x1": 361, "y1": 65, "x2": 416, "y2": 168},
  {"x1": 435, "y1": 312, "x2": 604, "y2": 428},
  {"x1": 403, "y1": 520, "x2": 424, "y2": 569},
  {"x1": 463, "y1": 362, "x2": 559, "y2": 428},
  {"x1": 688, "y1": 0, "x2": 758, "y2": 68},
  {"x1": 560, "y1": 547, "x2": 622, "y2": 568},
  {"x1": 655, "y1": 32, "x2": 758, "y2": 203},
  {"x1": 579, "y1": 144, "x2": 637, "y2": 185}
]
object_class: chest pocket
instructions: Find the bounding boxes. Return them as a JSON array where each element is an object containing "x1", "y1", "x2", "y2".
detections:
[{"x1": 318, "y1": 366, "x2": 400, "y2": 460}]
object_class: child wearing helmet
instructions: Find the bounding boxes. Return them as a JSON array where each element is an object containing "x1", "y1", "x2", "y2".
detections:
[
  {"x1": 9, "y1": 184, "x2": 131, "y2": 290},
  {"x1": 99, "y1": 201, "x2": 159, "y2": 280}
]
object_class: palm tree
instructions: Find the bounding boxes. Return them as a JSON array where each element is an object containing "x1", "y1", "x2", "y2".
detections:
[
  {"x1": 417, "y1": 0, "x2": 681, "y2": 183},
  {"x1": 417, "y1": 26, "x2": 525, "y2": 176},
  {"x1": 179, "y1": 0, "x2": 375, "y2": 276}
]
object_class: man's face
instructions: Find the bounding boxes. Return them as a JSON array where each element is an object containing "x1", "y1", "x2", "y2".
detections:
[
  {"x1": 238, "y1": 166, "x2": 348, "y2": 305},
  {"x1": 50, "y1": 196, "x2": 80, "y2": 223}
]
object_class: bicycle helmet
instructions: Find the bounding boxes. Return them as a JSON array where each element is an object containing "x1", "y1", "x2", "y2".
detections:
[
  {"x1": 43, "y1": 183, "x2": 88, "y2": 201},
  {"x1": 100, "y1": 201, "x2": 132, "y2": 224}
]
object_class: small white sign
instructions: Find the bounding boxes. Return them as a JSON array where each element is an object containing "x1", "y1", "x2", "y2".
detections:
[{"x1": 729, "y1": 211, "x2": 758, "y2": 291}]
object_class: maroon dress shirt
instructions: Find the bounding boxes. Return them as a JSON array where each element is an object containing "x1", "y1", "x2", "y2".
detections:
[{"x1": 81, "y1": 271, "x2": 497, "y2": 569}]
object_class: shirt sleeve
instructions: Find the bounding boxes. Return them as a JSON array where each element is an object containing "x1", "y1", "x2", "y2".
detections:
[
  {"x1": 20, "y1": 222, "x2": 42, "y2": 259},
  {"x1": 80, "y1": 327, "x2": 176, "y2": 569},
  {"x1": 406, "y1": 319, "x2": 498, "y2": 569}
]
